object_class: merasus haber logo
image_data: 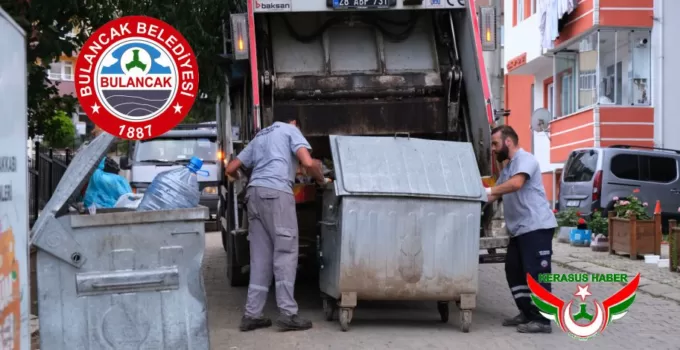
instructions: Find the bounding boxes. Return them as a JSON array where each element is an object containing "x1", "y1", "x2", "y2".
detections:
[
  {"x1": 528, "y1": 272, "x2": 641, "y2": 341},
  {"x1": 75, "y1": 16, "x2": 199, "y2": 140}
]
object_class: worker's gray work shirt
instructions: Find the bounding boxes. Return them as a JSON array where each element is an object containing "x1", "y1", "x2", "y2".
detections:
[
  {"x1": 237, "y1": 122, "x2": 311, "y2": 194},
  {"x1": 497, "y1": 148, "x2": 557, "y2": 237}
]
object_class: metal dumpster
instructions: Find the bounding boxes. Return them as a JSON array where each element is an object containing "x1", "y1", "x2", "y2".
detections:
[
  {"x1": 31, "y1": 133, "x2": 210, "y2": 350},
  {"x1": 318, "y1": 135, "x2": 485, "y2": 332}
]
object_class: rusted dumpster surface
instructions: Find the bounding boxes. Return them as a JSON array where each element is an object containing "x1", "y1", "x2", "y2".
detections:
[{"x1": 319, "y1": 135, "x2": 485, "y2": 332}]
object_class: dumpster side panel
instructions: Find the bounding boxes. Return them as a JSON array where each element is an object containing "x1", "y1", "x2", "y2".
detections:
[
  {"x1": 337, "y1": 197, "x2": 480, "y2": 301},
  {"x1": 37, "y1": 214, "x2": 209, "y2": 350},
  {"x1": 319, "y1": 190, "x2": 342, "y2": 299}
]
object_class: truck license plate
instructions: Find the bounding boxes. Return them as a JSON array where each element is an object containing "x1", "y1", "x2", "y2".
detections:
[
  {"x1": 567, "y1": 200, "x2": 580, "y2": 207},
  {"x1": 333, "y1": 0, "x2": 393, "y2": 9}
]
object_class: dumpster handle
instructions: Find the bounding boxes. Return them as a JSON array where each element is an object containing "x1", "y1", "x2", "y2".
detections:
[
  {"x1": 318, "y1": 221, "x2": 337, "y2": 227},
  {"x1": 92, "y1": 279, "x2": 164, "y2": 289},
  {"x1": 394, "y1": 132, "x2": 410, "y2": 139}
]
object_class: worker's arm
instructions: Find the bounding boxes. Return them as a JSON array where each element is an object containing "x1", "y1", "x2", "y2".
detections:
[
  {"x1": 487, "y1": 174, "x2": 527, "y2": 196},
  {"x1": 296, "y1": 148, "x2": 325, "y2": 184},
  {"x1": 289, "y1": 128, "x2": 328, "y2": 185},
  {"x1": 226, "y1": 144, "x2": 254, "y2": 180}
]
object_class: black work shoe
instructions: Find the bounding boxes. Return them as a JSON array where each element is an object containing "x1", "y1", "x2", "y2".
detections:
[
  {"x1": 502, "y1": 313, "x2": 529, "y2": 327},
  {"x1": 239, "y1": 316, "x2": 272, "y2": 332},
  {"x1": 517, "y1": 321, "x2": 552, "y2": 334},
  {"x1": 276, "y1": 314, "x2": 313, "y2": 331}
]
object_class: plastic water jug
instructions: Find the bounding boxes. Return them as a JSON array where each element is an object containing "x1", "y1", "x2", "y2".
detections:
[{"x1": 136, "y1": 156, "x2": 207, "y2": 211}]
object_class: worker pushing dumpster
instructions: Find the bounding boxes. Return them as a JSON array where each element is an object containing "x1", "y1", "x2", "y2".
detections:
[
  {"x1": 318, "y1": 135, "x2": 486, "y2": 332},
  {"x1": 30, "y1": 133, "x2": 210, "y2": 350}
]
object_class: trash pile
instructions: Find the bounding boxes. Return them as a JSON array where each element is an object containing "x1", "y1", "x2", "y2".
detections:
[
  {"x1": 83, "y1": 156, "x2": 207, "y2": 212},
  {"x1": 295, "y1": 158, "x2": 333, "y2": 184}
]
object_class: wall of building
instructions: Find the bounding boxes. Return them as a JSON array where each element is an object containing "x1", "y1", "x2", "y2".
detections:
[{"x1": 654, "y1": 0, "x2": 680, "y2": 151}]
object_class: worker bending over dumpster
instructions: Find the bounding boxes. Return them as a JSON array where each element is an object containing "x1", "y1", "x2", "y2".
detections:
[
  {"x1": 226, "y1": 116, "x2": 330, "y2": 332},
  {"x1": 484, "y1": 125, "x2": 557, "y2": 334}
]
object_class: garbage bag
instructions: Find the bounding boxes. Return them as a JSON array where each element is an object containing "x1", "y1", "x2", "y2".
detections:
[
  {"x1": 83, "y1": 158, "x2": 133, "y2": 209},
  {"x1": 114, "y1": 193, "x2": 144, "y2": 209}
]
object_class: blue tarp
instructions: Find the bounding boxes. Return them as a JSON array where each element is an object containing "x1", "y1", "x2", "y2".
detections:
[{"x1": 83, "y1": 158, "x2": 132, "y2": 208}]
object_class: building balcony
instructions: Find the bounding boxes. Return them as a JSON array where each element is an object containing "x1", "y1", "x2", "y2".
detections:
[
  {"x1": 504, "y1": 0, "x2": 654, "y2": 76},
  {"x1": 551, "y1": 0, "x2": 653, "y2": 52}
]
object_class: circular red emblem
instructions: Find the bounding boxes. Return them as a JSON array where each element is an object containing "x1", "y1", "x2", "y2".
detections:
[{"x1": 75, "y1": 16, "x2": 199, "y2": 140}]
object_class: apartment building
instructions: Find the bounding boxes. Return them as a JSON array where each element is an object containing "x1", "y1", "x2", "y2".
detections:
[
  {"x1": 44, "y1": 52, "x2": 91, "y2": 136},
  {"x1": 502, "y1": 0, "x2": 679, "y2": 206}
]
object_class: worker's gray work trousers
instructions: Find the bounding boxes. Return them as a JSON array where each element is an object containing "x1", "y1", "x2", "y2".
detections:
[{"x1": 244, "y1": 186, "x2": 299, "y2": 318}]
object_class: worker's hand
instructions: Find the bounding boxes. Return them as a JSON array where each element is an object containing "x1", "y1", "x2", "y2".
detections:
[
  {"x1": 227, "y1": 174, "x2": 237, "y2": 183},
  {"x1": 316, "y1": 177, "x2": 333, "y2": 186}
]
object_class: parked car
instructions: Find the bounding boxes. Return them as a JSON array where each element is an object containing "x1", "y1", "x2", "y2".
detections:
[{"x1": 559, "y1": 145, "x2": 680, "y2": 232}]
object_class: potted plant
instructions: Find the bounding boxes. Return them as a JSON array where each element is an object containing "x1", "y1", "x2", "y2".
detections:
[
  {"x1": 608, "y1": 189, "x2": 662, "y2": 259},
  {"x1": 588, "y1": 210, "x2": 609, "y2": 252},
  {"x1": 555, "y1": 209, "x2": 579, "y2": 243},
  {"x1": 668, "y1": 210, "x2": 680, "y2": 272}
]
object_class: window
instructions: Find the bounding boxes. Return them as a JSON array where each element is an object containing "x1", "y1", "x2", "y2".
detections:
[
  {"x1": 47, "y1": 62, "x2": 62, "y2": 80},
  {"x1": 598, "y1": 30, "x2": 651, "y2": 106},
  {"x1": 62, "y1": 61, "x2": 73, "y2": 81},
  {"x1": 134, "y1": 138, "x2": 218, "y2": 163},
  {"x1": 531, "y1": 0, "x2": 537, "y2": 14},
  {"x1": 610, "y1": 154, "x2": 678, "y2": 183},
  {"x1": 552, "y1": 30, "x2": 653, "y2": 115},
  {"x1": 47, "y1": 61, "x2": 74, "y2": 81},
  {"x1": 563, "y1": 150, "x2": 599, "y2": 182},
  {"x1": 516, "y1": 0, "x2": 524, "y2": 23},
  {"x1": 500, "y1": 25, "x2": 505, "y2": 47},
  {"x1": 547, "y1": 83, "x2": 554, "y2": 117}
]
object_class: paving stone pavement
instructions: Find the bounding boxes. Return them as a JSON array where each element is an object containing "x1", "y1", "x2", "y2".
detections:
[
  {"x1": 204, "y1": 232, "x2": 680, "y2": 350},
  {"x1": 552, "y1": 241, "x2": 680, "y2": 303}
]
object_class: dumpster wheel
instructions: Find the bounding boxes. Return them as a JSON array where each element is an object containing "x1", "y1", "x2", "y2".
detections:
[
  {"x1": 322, "y1": 297, "x2": 337, "y2": 321},
  {"x1": 437, "y1": 301, "x2": 449, "y2": 323},
  {"x1": 339, "y1": 308, "x2": 353, "y2": 332},
  {"x1": 460, "y1": 310, "x2": 472, "y2": 333}
]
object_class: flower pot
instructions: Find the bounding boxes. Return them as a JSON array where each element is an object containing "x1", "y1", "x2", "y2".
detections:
[
  {"x1": 557, "y1": 226, "x2": 574, "y2": 243},
  {"x1": 609, "y1": 212, "x2": 662, "y2": 260},
  {"x1": 570, "y1": 229, "x2": 592, "y2": 247},
  {"x1": 591, "y1": 234, "x2": 609, "y2": 252}
]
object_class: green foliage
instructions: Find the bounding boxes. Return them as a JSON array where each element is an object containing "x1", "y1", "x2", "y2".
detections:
[
  {"x1": 555, "y1": 208, "x2": 580, "y2": 228},
  {"x1": 587, "y1": 210, "x2": 609, "y2": 236},
  {"x1": 3, "y1": 0, "x2": 243, "y2": 137},
  {"x1": 43, "y1": 110, "x2": 75, "y2": 149},
  {"x1": 613, "y1": 190, "x2": 651, "y2": 220}
]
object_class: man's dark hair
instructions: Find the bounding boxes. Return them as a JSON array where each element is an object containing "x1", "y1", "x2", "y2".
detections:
[
  {"x1": 491, "y1": 125, "x2": 519, "y2": 145},
  {"x1": 280, "y1": 115, "x2": 301, "y2": 126}
]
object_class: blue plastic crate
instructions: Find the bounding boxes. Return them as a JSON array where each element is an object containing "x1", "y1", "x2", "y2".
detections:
[{"x1": 570, "y1": 229, "x2": 592, "y2": 246}]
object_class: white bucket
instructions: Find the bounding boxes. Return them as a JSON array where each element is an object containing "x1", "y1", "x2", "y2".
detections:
[
  {"x1": 644, "y1": 255, "x2": 660, "y2": 264},
  {"x1": 658, "y1": 259, "x2": 670, "y2": 268}
]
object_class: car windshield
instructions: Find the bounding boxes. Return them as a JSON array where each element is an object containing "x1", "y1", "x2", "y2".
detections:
[
  {"x1": 134, "y1": 137, "x2": 217, "y2": 163},
  {"x1": 563, "y1": 150, "x2": 598, "y2": 182}
]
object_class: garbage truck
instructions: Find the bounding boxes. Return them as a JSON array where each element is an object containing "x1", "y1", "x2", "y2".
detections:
[{"x1": 216, "y1": 0, "x2": 509, "y2": 286}]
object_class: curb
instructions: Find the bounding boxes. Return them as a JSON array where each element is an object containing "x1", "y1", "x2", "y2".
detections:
[{"x1": 553, "y1": 258, "x2": 680, "y2": 305}]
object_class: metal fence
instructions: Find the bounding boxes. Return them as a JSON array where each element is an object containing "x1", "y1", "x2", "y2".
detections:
[{"x1": 29, "y1": 143, "x2": 72, "y2": 227}]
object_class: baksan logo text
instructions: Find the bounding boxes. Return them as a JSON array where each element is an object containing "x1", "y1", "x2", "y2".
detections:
[{"x1": 256, "y1": 1, "x2": 291, "y2": 9}]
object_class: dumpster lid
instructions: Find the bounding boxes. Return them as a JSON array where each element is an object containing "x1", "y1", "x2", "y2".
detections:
[
  {"x1": 31, "y1": 133, "x2": 116, "y2": 242},
  {"x1": 329, "y1": 135, "x2": 485, "y2": 200}
]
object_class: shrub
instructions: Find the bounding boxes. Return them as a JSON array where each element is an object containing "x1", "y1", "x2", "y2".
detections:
[
  {"x1": 588, "y1": 210, "x2": 608, "y2": 236},
  {"x1": 556, "y1": 208, "x2": 580, "y2": 227}
]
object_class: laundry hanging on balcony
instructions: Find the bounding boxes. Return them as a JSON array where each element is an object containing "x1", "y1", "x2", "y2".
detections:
[{"x1": 539, "y1": 0, "x2": 577, "y2": 50}]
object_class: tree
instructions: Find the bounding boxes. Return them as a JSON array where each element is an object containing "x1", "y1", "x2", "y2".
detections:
[
  {"x1": 3, "y1": 0, "x2": 243, "y2": 137},
  {"x1": 43, "y1": 110, "x2": 76, "y2": 149}
]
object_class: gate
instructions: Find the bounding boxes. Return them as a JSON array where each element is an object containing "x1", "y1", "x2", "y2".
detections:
[{"x1": 29, "y1": 142, "x2": 72, "y2": 226}]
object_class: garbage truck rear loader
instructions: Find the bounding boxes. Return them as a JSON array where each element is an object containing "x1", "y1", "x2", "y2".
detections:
[{"x1": 217, "y1": 0, "x2": 509, "y2": 286}]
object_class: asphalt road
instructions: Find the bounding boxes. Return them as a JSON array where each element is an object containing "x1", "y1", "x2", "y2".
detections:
[{"x1": 203, "y1": 232, "x2": 680, "y2": 350}]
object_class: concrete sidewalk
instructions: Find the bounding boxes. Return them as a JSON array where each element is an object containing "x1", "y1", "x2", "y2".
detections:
[{"x1": 552, "y1": 241, "x2": 680, "y2": 303}]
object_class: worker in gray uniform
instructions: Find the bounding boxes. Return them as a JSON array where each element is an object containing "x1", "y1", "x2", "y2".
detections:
[
  {"x1": 485, "y1": 125, "x2": 557, "y2": 334},
  {"x1": 226, "y1": 116, "x2": 330, "y2": 332}
]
